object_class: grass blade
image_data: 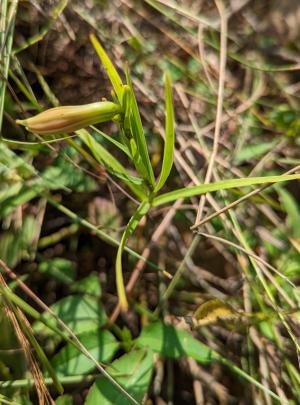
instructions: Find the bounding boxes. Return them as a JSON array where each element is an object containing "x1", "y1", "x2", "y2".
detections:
[
  {"x1": 154, "y1": 71, "x2": 174, "y2": 192},
  {"x1": 152, "y1": 174, "x2": 300, "y2": 207}
]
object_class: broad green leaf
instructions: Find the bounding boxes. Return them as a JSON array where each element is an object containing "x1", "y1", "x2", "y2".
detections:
[
  {"x1": 51, "y1": 330, "x2": 119, "y2": 376},
  {"x1": 234, "y1": 141, "x2": 278, "y2": 164},
  {"x1": 38, "y1": 258, "x2": 76, "y2": 284},
  {"x1": 152, "y1": 174, "x2": 300, "y2": 207},
  {"x1": 42, "y1": 148, "x2": 97, "y2": 192},
  {"x1": 278, "y1": 188, "x2": 300, "y2": 238},
  {"x1": 116, "y1": 200, "x2": 151, "y2": 311},
  {"x1": 89, "y1": 34, "x2": 124, "y2": 104},
  {"x1": 77, "y1": 129, "x2": 146, "y2": 200},
  {"x1": 55, "y1": 395, "x2": 73, "y2": 405},
  {"x1": 136, "y1": 322, "x2": 214, "y2": 363},
  {"x1": 85, "y1": 349, "x2": 153, "y2": 405},
  {"x1": 34, "y1": 295, "x2": 107, "y2": 336},
  {"x1": 70, "y1": 273, "x2": 102, "y2": 298},
  {"x1": 154, "y1": 71, "x2": 174, "y2": 192},
  {"x1": 125, "y1": 68, "x2": 155, "y2": 188},
  {"x1": 137, "y1": 322, "x2": 280, "y2": 401}
]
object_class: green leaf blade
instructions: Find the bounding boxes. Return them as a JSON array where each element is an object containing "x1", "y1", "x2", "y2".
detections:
[
  {"x1": 77, "y1": 129, "x2": 146, "y2": 200},
  {"x1": 33, "y1": 295, "x2": 107, "y2": 336},
  {"x1": 85, "y1": 349, "x2": 153, "y2": 405},
  {"x1": 153, "y1": 174, "x2": 300, "y2": 207},
  {"x1": 125, "y1": 68, "x2": 155, "y2": 188},
  {"x1": 154, "y1": 71, "x2": 175, "y2": 193},
  {"x1": 90, "y1": 34, "x2": 124, "y2": 104},
  {"x1": 137, "y1": 321, "x2": 214, "y2": 363}
]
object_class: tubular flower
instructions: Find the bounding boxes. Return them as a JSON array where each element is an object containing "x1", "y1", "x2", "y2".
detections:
[{"x1": 16, "y1": 101, "x2": 122, "y2": 135}]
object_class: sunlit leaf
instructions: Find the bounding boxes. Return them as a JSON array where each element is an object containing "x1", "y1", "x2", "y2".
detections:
[
  {"x1": 137, "y1": 321, "x2": 214, "y2": 363},
  {"x1": 125, "y1": 68, "x2": 155, "y2": 188},
  {"x1": 85, "y1": 349, "x2": 153, "y2": 405},
  {"x1": 90, "y1": 34, "x2": 124, "y2": 103},
  {"x1": 34, "y1": 295, "x2": 107, "y2": 336},
  {"x1": 51, "y1": 330, "x2": 119, "y2": 376},
  {"x1": 153, "y1": 174, "x2": 300, "y2": 207},
  {"x1": 154, "y1": 71, "x2": 174, "y2": 192}
]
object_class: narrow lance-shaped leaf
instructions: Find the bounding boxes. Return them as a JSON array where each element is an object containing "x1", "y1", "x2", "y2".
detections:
[
  {"x1": 116, "y1": 200, "x2": 151, "y2": 311},
  {"x1": 152, "y1": 174, "x2": 300, "y2": 207},
  {"x1": 89, "y1": 34, "x2": 124, "y2": 104},
  {"x1": 125, "y1": 66, "x2": 155, "y2": 188},
  {"x1": 89, "y1": 35, "x2": 155, "y2": 189},
  {"x1": 77, "y1": 129, "x2": 146, "y2": 201},
  {"x1": 154, "y1": 71, "x2": 174, "y2": 192},
  {"x1": 118, "y1": 84, "x2": 133, "y2": 154},
  {"x1": 91, "y1": 126, "x2": 131, "y2": 157}
]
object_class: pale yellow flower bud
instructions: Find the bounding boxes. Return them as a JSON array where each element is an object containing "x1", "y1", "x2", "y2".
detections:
[{"x1": 16, "y1": 101, "x2": 122, "y2": 135}]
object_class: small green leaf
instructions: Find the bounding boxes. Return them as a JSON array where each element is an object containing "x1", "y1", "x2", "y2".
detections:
[
  {"x1": 154, "y1": 71, "x2": 174, "y2": 192},
  {"x1": 136, "y1": 322, "x2": 280, "y2": 401},
  {"x1": 136, "y1": 322, "x2": 214, "y2": 363},
  {"x1": 153, "y1": 174, "x2": 300, "y2": 207},
  {"x1": 51, "y1": 330, "x2": 119, "y2": 376},
  {"x1": 85, "y1": 349, "x2": 153, "y2": 405}
]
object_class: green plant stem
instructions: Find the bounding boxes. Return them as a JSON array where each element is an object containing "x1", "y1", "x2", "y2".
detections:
[
  {"x1": 0, "y1": 374, "x2": 95, "y2": 389},
  {"x1": 116, "y1": 200, "x2": 151, "y2": 311},
  {"x1": 38, "y1": 223, "x2": 79, "y2": 249}
]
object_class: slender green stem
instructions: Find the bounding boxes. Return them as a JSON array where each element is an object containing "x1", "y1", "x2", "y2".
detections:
[{"x1": 0, "y1": 374, "x2": 95, "y2": 389}]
